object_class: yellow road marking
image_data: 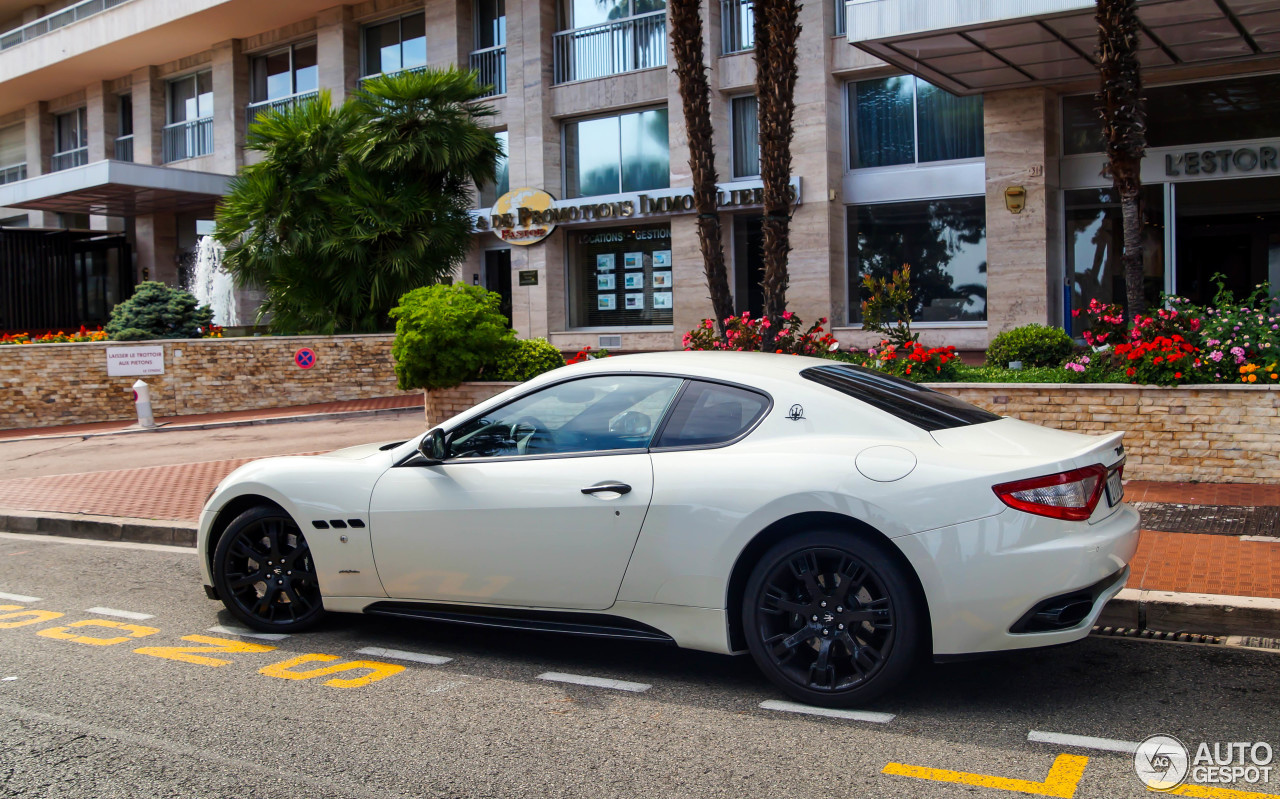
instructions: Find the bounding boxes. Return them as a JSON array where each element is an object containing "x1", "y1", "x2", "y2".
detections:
[
  {"x1": 883, "y1": 754, "x2": 1089, "y2": 798},
  {"x1": 259, "y1": 653, "x2": 405, "y2": 688},
  {"x1": 134, "y1": 634, "x2": 277, "y2": 667},
  {"x1": 0, "y1": 605, "x2": 64, "y2": 628},
  {"x1": 1160, "y1": 784, "x2": 1280, "y2": 798},
  {"x1": 35, "y1": 619, "x2": 159, "y2": 645}
]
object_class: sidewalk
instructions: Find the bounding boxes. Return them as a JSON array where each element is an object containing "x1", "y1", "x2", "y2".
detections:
[{"x1": 0, "y1": 394, "x2": 424, "y2": 441}]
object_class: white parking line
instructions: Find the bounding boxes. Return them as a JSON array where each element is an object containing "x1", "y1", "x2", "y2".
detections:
[
  {"x1": 1027, "y1": 730, "x2": 1140, "y2": 754},
  {"x1": 2, "y1": 676, "x2": 16, "y2": 681},
  {"x1": 0, "y1": 591, "x2": 41, "y2": 603},
  {"x1": 207, "y1": 624, "x2": 291, "y2": 641},
  {"x1": 759, "y1": 699, "x2": 895, "y2": 724},
  {"x1": 354, "y1": 647, "x2": 452, "y2": 665},
  {"x1": 87, "y1": 606, "x2": 155, "y2": 621},
  {"x1": 537, "y1": 672, "x2": 651, "y2": 693}
]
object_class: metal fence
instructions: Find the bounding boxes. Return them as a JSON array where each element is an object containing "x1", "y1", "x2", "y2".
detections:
[
  {"x1": 113, "y1": 135, "x2": 133, "y2": 162},
  {"x1": 470, "y1": 45, "x2": 507, "y2": 97},
  {"x1": 50, "y1": 147, "x2": 88, "y2": 172},
  {"x1": 161, "y1": 117, "x2": 213, "y2": 164},
  {"x1": 357, "y1": 65, "x2": 427, "y2": 89},
  {"x1": 0, "y1": 0, "x2": 134, "y2": 51},
  {"x1": 0, "y1": 163, "x2": 26, "y2": 185},
  {"x1": 721, "y1": 0, "x2": 754, "y2": 54},
  {"x1": 553, "y1": 11, "x2": 666, "y2": 85},
  {"x1": 245, "y1": 90, "x2": 321, "y2": 127}
]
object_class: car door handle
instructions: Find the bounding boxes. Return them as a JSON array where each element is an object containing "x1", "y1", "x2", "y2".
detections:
[{"x1": 581, "y1": 482, "x2": 632, "y2": 496}]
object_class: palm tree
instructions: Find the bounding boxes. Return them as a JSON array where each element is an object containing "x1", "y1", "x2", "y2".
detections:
[
  {"x1": 753, "y1": 0, "x2": 801, "y2": 343},
  {"x1": 1096, "y1": 0, "x2": 1147, "y2": 317},
  {"x1": 216, "y1": 69, "x2": 502, "y2": 334},
  {"x1": 669, "y1": 0, "x2": 733, "y2": 339}
]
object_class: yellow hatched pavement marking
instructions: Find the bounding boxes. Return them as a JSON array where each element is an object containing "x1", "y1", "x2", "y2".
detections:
[
  {"x1": 1161, "y1": 784, "x2": 1280, "y2": 798},
  {"x1": 883, "y1": 754, "x2": 1089, "y2": 798}
]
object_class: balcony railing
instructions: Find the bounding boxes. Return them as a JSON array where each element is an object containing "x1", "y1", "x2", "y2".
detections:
[
  {"x1": 0, "y1": 163, "x2": 26, "y2": 185},
  {"x1": 162, "y1": 117, "x2": 213, "y2": 163},
  {"x1": 470, "y1": 45, "x2": 507, "y2": 97},
  {"x1": 246, "y1": 90, "x2": 321, "y2": 126},
  {"x1": 114, "y1": 135, "x2": 133, "y2": 162},
  {"x1": 833, "y1": 0, "x2": 847, "y2": 36},
  {"x1": 358, "y1": 65, "x2": 427, "y2": 89},
  {"x1": 552, "y1": 11, "x2": 666, "y2": 85},
  {"x1": 50, "y1": 147, "x2": 88, "y2": 172},
  {"x1": 0, "y1": 0, "x2": 135, "y2": 52},
  {"x1": 721, "y1": 0, "x2": 754, "y2": 54}
]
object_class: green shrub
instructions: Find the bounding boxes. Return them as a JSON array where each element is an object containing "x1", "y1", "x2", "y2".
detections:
[
  {"x1": 390, "y1": 284, "x2": 515, "y2": 391},
  {"x1": 106, "y1": 282, "x2": 213, "y2": 341},
  {"x1": 938, "y1": 365, "x2": 1077, "y2": 384},
  {"x1": 493, "y1": 337, "x2": 566, "y2": 382},
  {"x1": 985, "y1": 323, "x2": 1074, "y2": 368}
]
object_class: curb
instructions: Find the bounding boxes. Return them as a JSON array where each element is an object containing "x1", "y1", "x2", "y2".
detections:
[
  {"x1": 0, "y1": 403, "x2": 425, "y2": 443},
  {"x1": 1099, "y1": 588, "x2": 1280, "y2": 640},
  {"x1": 0, "y1": 510, "x2": 196, "y2": 547}
]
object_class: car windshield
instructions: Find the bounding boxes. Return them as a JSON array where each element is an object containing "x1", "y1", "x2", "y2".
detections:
[{"x1": 800, "y1": 363, "x2": 1001, "y2": 432}]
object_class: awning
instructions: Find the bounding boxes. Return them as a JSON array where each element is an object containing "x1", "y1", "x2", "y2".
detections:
[
  {"x1": 847, "y1": 0, "x2": 1280, "y2": 95},
  {"x1": 0, "y1": 159, "x2": 232, "y2": 216}
]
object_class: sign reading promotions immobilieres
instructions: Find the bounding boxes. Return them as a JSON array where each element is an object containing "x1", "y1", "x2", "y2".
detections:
[{"x1": 106, "y1": 345, "x2": 165, "y2": 376}]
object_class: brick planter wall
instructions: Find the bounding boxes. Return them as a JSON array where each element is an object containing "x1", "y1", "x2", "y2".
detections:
[
  {"x1": 931, "y1": 383, "x2": 1280, "y2": 484},
  {"x1": 0, "y1": 334, "x2": 414, "y2": 430},
  {"x1": 425, "y1": 380, "x2": 1278, "y2": 484}
]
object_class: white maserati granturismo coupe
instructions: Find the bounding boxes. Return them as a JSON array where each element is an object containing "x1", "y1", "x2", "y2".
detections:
[{"x1": 197, "y1": 351, "x2": 1139, "y2": 706}]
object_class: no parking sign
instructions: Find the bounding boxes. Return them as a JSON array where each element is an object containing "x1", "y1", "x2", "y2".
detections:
[{"x1": 294, "y1": 348, "x2": 317, "y2": 369}]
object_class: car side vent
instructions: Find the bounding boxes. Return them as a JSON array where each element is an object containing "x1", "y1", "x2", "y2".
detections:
[
  {"x1": 348, "y1": 519, "x2": 366, "y2": 528},
  {"x1": 311, "y1": 520, "x2": 330, "y2": 530},
  {"x1": 329, "y1": 519, "x2": 348, "y2": 529},
  {"x1": 598, "y1": 334, "x2": 622, "y2": 349}
]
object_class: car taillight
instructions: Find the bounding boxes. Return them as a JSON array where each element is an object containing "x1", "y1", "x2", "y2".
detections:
[{"x1": 992, "y1": 464, "x2": 1108, "y2": 522}]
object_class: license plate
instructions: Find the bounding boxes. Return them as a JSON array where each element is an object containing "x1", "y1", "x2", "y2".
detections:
[{"x1": 1105, "y1": 468, "x2": 1124, "y2": 506}]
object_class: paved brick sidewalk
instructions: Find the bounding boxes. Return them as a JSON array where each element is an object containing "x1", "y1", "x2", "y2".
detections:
[
  {"x1": 0, "y1": 464, "x2": 1276, "y2": 599},
  {"x1": 0, "y1": 394, "x2": 423, "y2": 440}
]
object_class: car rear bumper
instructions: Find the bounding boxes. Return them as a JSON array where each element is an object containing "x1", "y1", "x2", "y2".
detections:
[{"x1": 894, "y1": 503, "x2": 1141, "y2": 656}]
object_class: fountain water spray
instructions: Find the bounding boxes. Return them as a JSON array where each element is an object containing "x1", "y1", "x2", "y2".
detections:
[{"x1": 188, "y1": 235, "x2": 239, "y2": 327}]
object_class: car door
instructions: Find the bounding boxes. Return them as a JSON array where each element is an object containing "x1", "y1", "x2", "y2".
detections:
[{"x1": 368, "y1": 374, "x2": 685, "y2": 610}]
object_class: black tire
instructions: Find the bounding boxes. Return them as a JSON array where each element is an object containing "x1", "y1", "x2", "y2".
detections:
[
  {"x1": 212, "y1": 505, "x2": 325, "y2": 633},
  {"x1": 742, "y1": 530, "x2": 923, "y2": 707}
]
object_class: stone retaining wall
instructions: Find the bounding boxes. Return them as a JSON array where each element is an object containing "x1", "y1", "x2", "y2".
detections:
[
  {"x1": 0, "y1": 334, "x2": 414, "y2": 430},
  {"x1": 427, "y1": 381, "x2": 1279, "y2": 484}
]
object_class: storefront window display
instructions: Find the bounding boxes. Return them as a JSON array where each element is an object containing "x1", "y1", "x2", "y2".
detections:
[
  {"x1": 1065, "y1": 186, "x2": 1165, "y2": 326},
  {"x1": 569, "y1": 224, "x2": 673, "y2": 327}
]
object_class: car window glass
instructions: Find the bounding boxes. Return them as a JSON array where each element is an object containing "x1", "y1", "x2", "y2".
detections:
[
  {"x1": 800, "y1": 363, "x2": 1000, "y2": 431},
  {"x1": 654, "y1": 381, "x2": 768, "y2": 448},
  {"x1": 449, "y1": 374, "x2": 684, "y2": 459}
]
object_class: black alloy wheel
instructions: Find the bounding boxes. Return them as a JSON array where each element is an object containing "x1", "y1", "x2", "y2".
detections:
[
  {"x1": 212, "y1": 506, "x2": 325, "y2": 632},
  {"x1": 743, "y1": 531, "x2": 922, "y2": 707}
]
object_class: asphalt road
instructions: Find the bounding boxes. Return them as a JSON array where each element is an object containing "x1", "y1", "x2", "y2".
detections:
[
  {"x1": 1, "y1": 531, "x2": 1277, "y2": 799},
  {"x1": 0, "y1": 414, "x2": 427, "y2": 480}
]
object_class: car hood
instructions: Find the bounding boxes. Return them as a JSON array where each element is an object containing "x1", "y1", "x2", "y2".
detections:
[{"x1": 320, "y1": 441, "x2": 401, "y2": 460}]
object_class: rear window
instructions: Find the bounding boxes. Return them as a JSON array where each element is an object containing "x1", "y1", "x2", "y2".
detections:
[
  {"x1": 654, "y1": 381, "x2": 770, "y2": 448},
  {"x1": 800, "y1": 364, "x2": 1001, "y2": 432}
]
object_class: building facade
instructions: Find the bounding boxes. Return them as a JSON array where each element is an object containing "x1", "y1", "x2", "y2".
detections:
[{"x1": 0, "y1": 0, "x2": 1276, "y2": 347}]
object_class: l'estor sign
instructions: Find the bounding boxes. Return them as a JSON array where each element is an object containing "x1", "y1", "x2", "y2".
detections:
[{"x1": 106, "y1": 345, "x2": 165, "y2": 376}]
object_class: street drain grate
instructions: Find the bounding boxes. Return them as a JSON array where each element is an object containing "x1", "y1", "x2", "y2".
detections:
[
  {"x1": 1092, "y1": 626, "x2": 1280, "y2": 651},
  {"x1": 1130, "y1": 502, "x2": 1280, "y2": 537}
]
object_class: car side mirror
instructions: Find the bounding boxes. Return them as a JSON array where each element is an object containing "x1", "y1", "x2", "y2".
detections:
[{"x1": 418, "y1": 428, "x2": 448, "y2": 464}]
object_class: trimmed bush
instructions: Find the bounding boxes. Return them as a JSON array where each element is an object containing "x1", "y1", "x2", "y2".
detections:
[
  {"x1": 106, "y1": 282, "x2": 213, "y2": 341},
  {"x1": 493, "y1": 338, "x2": 566, "y2": 382},
  {"x1": 390, "y1": 284, "x2": 515, "y2": 391},
  {"x1": 985, "y1": 323, "x2": 1074, "y2": 368}
]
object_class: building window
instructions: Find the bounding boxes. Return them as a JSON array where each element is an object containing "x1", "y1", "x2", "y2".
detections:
[
  {"x1": 0, "y1": 123, "x2": 25, "y2": 184},
  {"x1": 471, "y1": 0, "x2": 507, "y2": 97},
  {"x1": 846, "y1": 197, "x2": 987, "y2": 324},
  {"x1": 115, "y1": 94, "x2": 133, "y2": 162},
  {"x1": 251, "y1": 42, "x2": 319, "y2": 104},
  {"x1": 51, "y1": 108, "x2": 88, "y2": 171},
  {"x1": 362, "y1": 12, "x2": 426, "y2": 78},
  {"x1": 569, "y1": 223, "x2": 674, "y2": 328},
  {"x1": 552, "y1": 0, "x2": 666, "y2": 83},
  {"x1": 848, "y1": 76, "x2": 983, "y2": 169},
  {"x1": 164, "y1": 71, "x2": 214, "y2": 163},
  {"x1": 1065, "y1": 187, "x2": 1165, "y2": 321},
  {"x1": 1063, "y1": 73, "x2": 1280, "y2": 156},
  {"x1": 730, "y1": 95, "x2": 759, "y2": 178},
  {"x1": 479, "y1": 130, "x2": 510, "y2": 208},
  {"x1": 565, "y1": 107, "x2": 669, "y2": 199},
  {"x1": 721, "y1": 0, "x2": 753, "y2": 54}
]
